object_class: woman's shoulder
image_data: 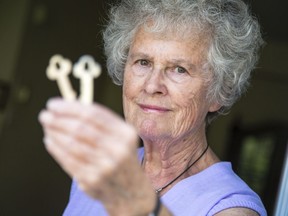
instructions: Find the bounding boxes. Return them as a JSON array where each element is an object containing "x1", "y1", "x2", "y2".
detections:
[
  {"x1": 201, "y1": 162, "x2": 267, "y2": 215},
  {"x1": 161, "y1": 162, "x2": 267, "y2": 216},
  {"x1": 196, "y1": 162, "x2": 245, "y2": 187}
]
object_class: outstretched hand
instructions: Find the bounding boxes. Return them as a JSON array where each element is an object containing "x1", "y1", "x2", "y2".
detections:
[{"x1": 38, "y1": 98, "x2": 156, "y2": 215}]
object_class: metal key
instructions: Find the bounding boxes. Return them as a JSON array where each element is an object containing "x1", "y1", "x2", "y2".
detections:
[
  {"x1": 46, "y1": 55, "x2": 76, "y2": 101},
  {"x1": 73, "y1": 55, "x2": 101, "y2": 105}
]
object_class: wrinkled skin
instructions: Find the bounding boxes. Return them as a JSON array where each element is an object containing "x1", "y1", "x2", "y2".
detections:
[{"x1": 39, "y1": 27, "x2": 259, "y2": 216}]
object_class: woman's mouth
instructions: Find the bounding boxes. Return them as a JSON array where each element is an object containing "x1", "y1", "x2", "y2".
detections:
[{"x1": 139, "y1": 104, "x2": 170, "y2": 113}]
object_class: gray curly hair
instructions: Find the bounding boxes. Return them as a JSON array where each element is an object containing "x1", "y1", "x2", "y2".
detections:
[{"x1": 103, "y1": 0, "x2": 264, "y2": 123}]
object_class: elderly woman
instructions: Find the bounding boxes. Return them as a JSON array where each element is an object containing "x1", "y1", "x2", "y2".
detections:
[{"x1": 39, "y1": 0, "x2": 266, "y2": 215}]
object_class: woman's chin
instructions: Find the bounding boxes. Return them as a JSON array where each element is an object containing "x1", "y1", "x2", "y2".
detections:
[{"x1": 137, "y1": 120, "x2": 168, "y2": 141}]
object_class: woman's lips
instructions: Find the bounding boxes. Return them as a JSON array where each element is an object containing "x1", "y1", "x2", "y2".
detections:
[{"x1": 139, "y1": 104, "x2": 170, "y2": 113}]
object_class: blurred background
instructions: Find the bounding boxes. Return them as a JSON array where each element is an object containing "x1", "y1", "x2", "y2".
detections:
[{"x1": 0, "y1": 0, "x2": 287, "y2": 215}]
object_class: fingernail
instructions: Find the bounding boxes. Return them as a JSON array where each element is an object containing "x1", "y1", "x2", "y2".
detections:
[
  {"x1": 43, "y1": 137, "x2": 51, "y2": 145},
  {"x1": 47, "y1": 98, "x2": 63, "y2": 109},
  {"x1": 38, "y1": 111, "x2": 53, "y2": 124}
]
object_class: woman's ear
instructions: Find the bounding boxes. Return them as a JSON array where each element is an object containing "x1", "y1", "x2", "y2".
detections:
[{"x1": 208, "y1": 102, "x2": 222, "y2": 113}]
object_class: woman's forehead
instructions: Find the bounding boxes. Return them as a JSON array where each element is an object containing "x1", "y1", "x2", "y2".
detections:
[
  {"x1": 131, "y1": 26, "x2": 211, "y2": 59},
  {"x1": 134, "y1": 21, "x2": 212, "y2": 49}
]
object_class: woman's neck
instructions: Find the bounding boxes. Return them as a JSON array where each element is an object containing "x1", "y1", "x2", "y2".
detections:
[{"x1": 141, "y1": 133, "x2": 219, "y2": 195}]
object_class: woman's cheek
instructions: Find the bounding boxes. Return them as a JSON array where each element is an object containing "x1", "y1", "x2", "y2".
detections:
[{"x1": 172, "y1": 108, "x2": 196, "y2": 135}]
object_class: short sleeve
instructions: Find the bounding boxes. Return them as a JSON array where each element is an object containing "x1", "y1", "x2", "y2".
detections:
[{"x1": 207, "y1": 193, "x2": 267, "y2": 216}]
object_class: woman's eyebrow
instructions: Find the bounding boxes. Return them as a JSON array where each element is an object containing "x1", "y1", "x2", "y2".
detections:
[{"x1": 129, "y1": 52, "x2": 150, "y2": 60}]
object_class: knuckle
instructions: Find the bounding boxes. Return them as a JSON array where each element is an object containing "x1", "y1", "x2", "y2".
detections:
[
  {"x1": 85, "y1": 174, "x2": 101, "y2": 188},
  {"x1": 71, "y1": 121, "x2": 86, "y2": 134},
  {"x1": 80, "y1": 107, "x2": 97, "y2": 122}
]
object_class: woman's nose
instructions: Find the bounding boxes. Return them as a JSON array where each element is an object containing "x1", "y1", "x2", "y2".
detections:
[{"x1": 144, "y1": 69, "x2": 167, "y2": 95}]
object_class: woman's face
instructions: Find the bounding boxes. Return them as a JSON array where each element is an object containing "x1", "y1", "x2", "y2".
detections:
[{"x1": 123, "y1": 28, "x2": 219, "y2": 141}]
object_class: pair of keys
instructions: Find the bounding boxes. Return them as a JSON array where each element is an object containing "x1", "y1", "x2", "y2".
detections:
[{"x1": 46, "y1": 55, "x2": 101, "y2": 104}]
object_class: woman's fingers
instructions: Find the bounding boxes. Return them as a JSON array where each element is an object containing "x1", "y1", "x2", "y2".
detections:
[
  {"x1": 41, "y1": 98, "x2": 137, "y2": 142},
  {"x1": 46, "y1": 98, "x2": 124, "y2": 130},
  {"x1": 43, "y1": 135, "x2": 85, "y2": 178},
  {"x1": 39, "y1": 98, "x2": 138, "y2": 170},
  {"x1": 43, "y1": 127, "x2": 117, "y2": 186},
  {"x1": 39, "y1": 110, "x2": 102, "y2": 147},
  {"x1": 39, "y1": 109, "x2": 137, "y2": 158},
  {"x1": 38, "y1": 98, "x2": 142, "y2": 204}
]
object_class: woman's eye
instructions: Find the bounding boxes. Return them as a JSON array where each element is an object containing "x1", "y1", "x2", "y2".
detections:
[
  {"x1": 175, "y1": 66, "x2": 187, "y2": 74},
  {"x1": 138, "y1": 59, "x2": 150, "y2": 66}
]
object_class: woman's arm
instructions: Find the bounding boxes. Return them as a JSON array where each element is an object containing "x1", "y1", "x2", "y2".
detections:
[{"x1": 215, "y1": 208, "x2": 259, "y2": 216}]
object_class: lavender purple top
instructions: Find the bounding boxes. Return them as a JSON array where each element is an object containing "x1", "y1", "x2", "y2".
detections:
[{"x1": 63, "y1": 148, "x2": 267, "y2": 216}]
